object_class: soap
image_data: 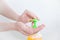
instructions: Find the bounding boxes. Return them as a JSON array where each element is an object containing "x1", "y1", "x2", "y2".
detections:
[{"x1": 27, "y1": 34, "x2": 42, "y2": 40}]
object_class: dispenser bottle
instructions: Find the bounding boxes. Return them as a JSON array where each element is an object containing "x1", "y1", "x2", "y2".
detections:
[{"x1": 27, "y1": 19, "x2": 43, "y2": 40}]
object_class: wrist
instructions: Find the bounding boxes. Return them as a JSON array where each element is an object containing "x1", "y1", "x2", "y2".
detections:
[
  {"x1": 0, "y1": 22, "x2": 16, "y2": 31},
  {"x1": 9, "y1": 22, "x2": 17, "y2": 30},
  {"x1": 14, "y1": 14, "x2": 20, "y2": 21},
  {"x1": 16, "y1": 15, "x2": 23, "y2": 22}
]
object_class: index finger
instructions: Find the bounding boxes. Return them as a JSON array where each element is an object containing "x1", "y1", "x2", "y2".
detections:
[
  {"x1": 33, "y1": 24, "x2": 45, "y2": 33},
  {"x1": 25, "y1": 10, "x2": 40, "y2": 20}
]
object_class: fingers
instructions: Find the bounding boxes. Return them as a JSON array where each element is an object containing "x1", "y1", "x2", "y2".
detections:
[
  {"x1": 16, "y1": 22, "x2": 35, "y2": 35},
  {"x1": 33, "y1": 24, "x2": 45, "y2": 33},
  {"x1": 16, "y1": 22, "x2": 45, "y2": 35},
  {"x1": 25, "y1": 24, "x2": 45, "y2": 35},
  {"x1": 15, "y1": 22, "x2": 30, "y2": 36},
  {"x1": 16, "y1": 22, "x2": 34, "y2": 35},
  {"x1": 17, "y1": 28, "x2": 30, "y2": 36},
  {"x1": 24, "y1": 10, "x2": 40, "y2": 20}
]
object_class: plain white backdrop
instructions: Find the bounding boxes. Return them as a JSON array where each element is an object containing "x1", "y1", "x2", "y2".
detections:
[{"x1": 0, "y1": 0, "x2": 60, "y2": 40}]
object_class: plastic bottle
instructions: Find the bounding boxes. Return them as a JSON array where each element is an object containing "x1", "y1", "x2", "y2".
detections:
[{"x1": 27, "y1": 19, "x2": 43, "y2": 40}]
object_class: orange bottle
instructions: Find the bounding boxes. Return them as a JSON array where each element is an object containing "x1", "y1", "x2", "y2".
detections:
[
  {"x1": 27, "y1": 19, "x2": 43, "y2": 40},
  {"x1": 27, "y1": 33, "x2": 42, "y2": 40}
]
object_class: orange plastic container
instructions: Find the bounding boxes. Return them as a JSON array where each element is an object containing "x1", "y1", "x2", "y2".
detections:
[
  {"x1": 27, "y1": 19, "x2": 43, "y2": 40},
  {"x1": 27, "y1": 34, "x2": 42, "y2": 40}
]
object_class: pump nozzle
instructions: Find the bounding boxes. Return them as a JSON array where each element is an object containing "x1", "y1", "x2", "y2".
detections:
[{"x1": 30, "y1": 19, "x2": 38, "y2": 28}]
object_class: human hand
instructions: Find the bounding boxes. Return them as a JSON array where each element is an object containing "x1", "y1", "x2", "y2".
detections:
[
  {"x1": 17, "y1": 10, "x2": 39, "y2": 23},
  {"x1": 14, "y1": 22, "x2": 45, "y2": 36}
]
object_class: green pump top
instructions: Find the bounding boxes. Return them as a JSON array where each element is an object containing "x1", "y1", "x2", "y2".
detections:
[{"x1": 31, "y1": 19, "x2": 38, "y2": 28}]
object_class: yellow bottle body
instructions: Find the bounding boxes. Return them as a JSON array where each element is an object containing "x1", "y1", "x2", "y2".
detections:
[
  {"x1": 27, "y1": 34, "x2": 42, "y2": 40},
  {"x1": 27, "y1": 19, "x2": 43, "y2": 40}
]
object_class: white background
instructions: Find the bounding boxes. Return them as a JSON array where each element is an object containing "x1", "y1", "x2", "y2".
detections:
[{"x1": 0, "y1": 0, "x2": 60, "y2": 40}]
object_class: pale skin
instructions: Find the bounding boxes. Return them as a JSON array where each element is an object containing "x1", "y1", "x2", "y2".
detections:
[{"x1": 0, "y1": 0, "x2": 45, "y2": 36}]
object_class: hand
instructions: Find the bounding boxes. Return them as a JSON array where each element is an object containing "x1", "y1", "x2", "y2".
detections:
[
  {"x1": 17, "y1": 10, "x2": 39, "y2": 23},
  {"x1": 14, "y1": 22, "x2": 45, "y2": 36}
]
